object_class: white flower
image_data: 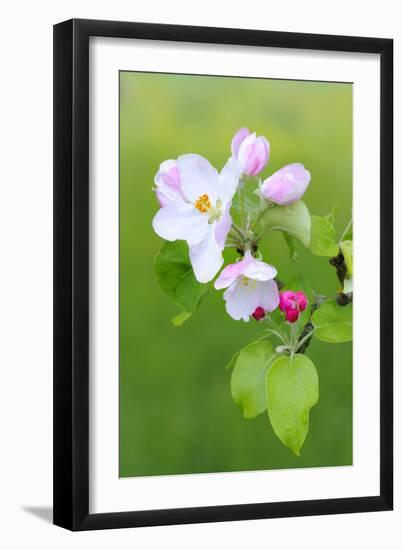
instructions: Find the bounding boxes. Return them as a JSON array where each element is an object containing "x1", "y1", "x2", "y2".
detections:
[
  {"x1": 214, "y1": 251, "x2": 279, "y2": 321},
  {"x1": 152, "y1": 154, "x2": 240, "y2": 283}
]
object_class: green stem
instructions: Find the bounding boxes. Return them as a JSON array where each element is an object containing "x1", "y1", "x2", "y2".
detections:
[
  {"x1": 266, "y1": 329, "x2": 289, "y2": 346},
  {"x1": 239, "y1": 187, "x2": 246, "y2": 230},
  {"x1": 266, "y1": 316, "x2": 289, "y2": 346},
  {"x1": 289, "y1": 323, "x2": 299, "y2": 356},
  {"x1": 231, "y1": 223, "x2": 246, "y2": 241}
]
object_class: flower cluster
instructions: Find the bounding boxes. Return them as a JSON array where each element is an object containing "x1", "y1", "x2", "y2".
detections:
[
  {"x1": 152, "y1": 128, "x2": 311, "y2": 322},
  {"x1": 279, "y1": 290, "x2": 308, "y2": 323},
  {"x1": 149, "y1": 124, "x2": 355, "y2": 457}
]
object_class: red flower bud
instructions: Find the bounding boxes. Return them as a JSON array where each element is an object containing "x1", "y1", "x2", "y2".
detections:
[{"x1": 252, "y1": 306, "x2": 266, "y2": 321}]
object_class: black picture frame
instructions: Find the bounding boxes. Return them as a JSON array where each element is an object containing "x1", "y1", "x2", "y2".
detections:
[{"x1": 53, "y1": 18, "x2": 393, "y2": 531}]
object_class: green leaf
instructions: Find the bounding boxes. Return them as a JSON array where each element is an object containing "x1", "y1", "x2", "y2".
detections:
[
  {"x1": 231, "y1": 340, "x2": 275, "y2": 419},
  {"x1": 225, "y1": 331, "x2": 272, "y2": 371},
  {"x1": 171, "y1": 310, "x2": 192, "y2": 327},
  {"x1": 226, "y1": 351, "x2": 240, "y2": 371},
  {"x1": 258, "y1": 200, "x2": 311, "y2": 248},
  {"x1": 283, "y1": 232, "x2": 299, "y2": 263},
  {"x1": 340, "y1": 240, "x2": 353, "y2": 278},
  {"x1": 154, "y1": 241, "x2": 207, "y2": 312},
  {"x1": 266, "y1": 354, "x2": 319, "y2": 455},
  {"x1": 312, "y1": 300, "x2": 352, "y2": 343},
  {"x1": 232, "y1": 191, "x2": 261, "y2": 216},
  {"x1": 310, "y1": 215, "x2": 339, "y2": 257}
]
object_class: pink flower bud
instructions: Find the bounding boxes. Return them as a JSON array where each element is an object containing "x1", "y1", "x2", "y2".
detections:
[
  {"x1": 279, "y1": 290, "x2": 308, "y2": 323},
  {"x1": 260, "y1": 163, "x2": 310, "y2": 205},
  {"x1": 252, "y1": 306, "x2": 266, "y2": 321},
  {"x1": 295, "y1": 291, "x2": 308, "y2": 312},
  {"x1": 231, "y1": 127, "x2": 270, "y2": 177}
]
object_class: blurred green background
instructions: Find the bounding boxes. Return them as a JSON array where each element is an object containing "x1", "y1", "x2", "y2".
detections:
[{"x1": 119, "y1": 72, "x2": 352, "y2": 477}]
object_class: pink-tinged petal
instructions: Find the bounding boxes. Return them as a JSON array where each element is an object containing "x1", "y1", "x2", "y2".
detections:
[
  {"x1": 261, "y1": 163, "x2": 311, "y2": 205},
  {"x1": 215, "y1": 251, "x2": 277, "y2": 289},
  {"x1": 242, "y1": 256, "x2": 277, "y2": 281},
  {"x1": 252, "y1": 307, "x2": 266, "y2": 321},
  {"x1": 231, "y1": 127, "x2": 250, "y2": 157},
  {"x1": 152, "y1": 202, "x2": 208, "y2": 246},
  {"x1": 177, "y1": 154, "x2": 218, "y2": 202},
  {"x1": 223, "y1": 280, "x2": 260, "y2": 322},
  {"x1": 215, "y1": 205, "x2": 232, "y2": 249},
  {"x1": 154, "y1": 159, "x2": 183, "y2": 205},
  {"x1": 257, "y1": 279, "x2": 280, "y2": 312},
  {"x1": 261, "y1": 136, "x2": 270, "y2": 160},
  {"x1": 236, "y1": 132, "x2": 270, "y2": 176},
  {"x1": 154, "y1": 180, "x2": 182, "y2": 206},
  {"x1": 245, "y1": 137, "x2": 270, "y2": 176},
  {"x1": 236, "y1": 132, "x2": 257, "y2": 173},
  {"x1": 156, "y1": 189, "x2": 168, "y2": 207},
  {"x1": 218, "y1": 157, "x2": 242, "y2": 204},
  {"x1": 189, "y1": 224, "x2": 223, "y2": 283},
  {"x1": 279, "y1": 290, "x2": 296, "y2": 312},
  {"x1": 296, "y1": 291, "x2": 308, "y2": 311},
  {"x1": 157, "y1": 160, "x2": 181, "y2": 187},
  {"x1": 285, "y1": 308, "x2": 299, "y2": 323},
  {"x1": 214, "y1": 258, "x2": 249, "y2": 290}
]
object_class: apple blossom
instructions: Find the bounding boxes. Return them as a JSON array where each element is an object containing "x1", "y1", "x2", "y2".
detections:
[
  {"x1": 279, "y1": 290, "x2": 308, "y2": 323},
  {"x1": 231, "y1": 127, "x2": 270, "y2": 177},
  {"x1": 214, "y1": 250, "x2": 279, "y2": 321},
  {"x1": 260, "y1": 163, "x2": 311, "y2": 205},
  {"x1": 152, "y1": 154, "x2": 239, "y2": 283}
]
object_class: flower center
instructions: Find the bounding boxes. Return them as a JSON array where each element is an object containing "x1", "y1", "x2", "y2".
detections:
[
  {"x1": 194, "y1": 195, "x2": 223, "y2": 223},
  {"x1": 240, "y1": 276, "x2": 257, "y2": 289},
  {"x1": 194, "y1": 194, "x2": 211, "y2": 213}
]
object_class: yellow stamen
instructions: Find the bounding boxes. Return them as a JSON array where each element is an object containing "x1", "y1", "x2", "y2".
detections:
[{"x1": 194, "y1": 194, "x2": 211, "y2": 213}]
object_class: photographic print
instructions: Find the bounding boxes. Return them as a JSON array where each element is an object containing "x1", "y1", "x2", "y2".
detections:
[
  {"x1": 119, "y1": 71, "x2": 353, "y2": 477},
  {"x1": 53, "y1": 20, "x2": 393, "y2": 530}
]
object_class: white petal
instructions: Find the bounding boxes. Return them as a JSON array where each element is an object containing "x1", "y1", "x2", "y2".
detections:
[
  {"x1": 215, "y1": 204, "x2": 232, "y2": 249},
  {"x1": 242, "y1": 258, "x2": 277, "y2": 281},
  {"x1": 217, "y1": 157, "x2": 241, "y2": 204},
  {"x1": 152, "y1": 202, "x2": 208, "y2": 246},
  {"x1": 189, "y1": 224, "x2": 223, "y2": 283},
  {"x1": 257, "y1": 280, "x2": 280, "y2": 312},
  {"x1": 177, "y1": 154, "x2": 218, "y2": 202},
  {"x1": 223, "y1": 280, "x2": 260, "y2": 322}
]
